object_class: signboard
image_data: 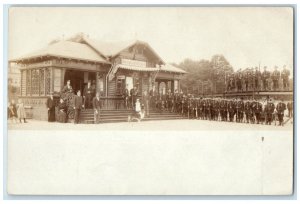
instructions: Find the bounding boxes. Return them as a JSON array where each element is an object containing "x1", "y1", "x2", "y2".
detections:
[{"x1": 121, "y1": 59, "x2": 146, "y2": 68}]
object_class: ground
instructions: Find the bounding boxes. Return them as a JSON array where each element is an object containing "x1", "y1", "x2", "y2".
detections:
[
  {"x1": 7, "y1": 118, "x2": 293, "y2": 131},
  {"x1": 6, "y1": 119, "x2": 293, "y2": 195}
]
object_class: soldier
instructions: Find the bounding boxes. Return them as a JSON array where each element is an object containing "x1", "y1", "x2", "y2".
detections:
[
  {"x1": 276, "y1": 99, "x2": 286, "y2": 126},
  {"x1": 261, "y1": 66, "x2": 270, "y2": 91},
  {"x1": 228, "y1": 99, "x2": 235, "y2": 122},
  {"x1": 219, "y1": 99, "x2": 227, "y2": 121},
  {"x1": 272, "y1": 66, "x2": 281, "y2": 91},
  {"x1": 287, "y1": 101, "x2": 293, "y2": 118},
  {"x1": 236, "y1": 98, "x2": 245, "y2": 123},
  {"x1": 252, "y1": 99, "x2": 263, "y2": 124},
  {"x1": 236, "y1": 70, "x2": 242, "y2": 92},
  {"x1": 244, "y1": 99, "x2": 252, "y2": 123},
  {"x1": 281, "y1": 65, "x2": 290, "y2": 90},
  {"x1": 83, "y1": 80, "x2": 95, "y2": 109},
  {"x1": 265, "y1": 99, "x2": 275, "y2": 125},
  {"x1": 214, "y1": 98, "x2": 221, "y2": 121},
  {"x1": 166, "y1": 89, "x2": 173, "y2": 112},
  {"x1": 254, "y1": 67, "x2": 261, "y2": 91},
  {"x1": 203, "y1": 98, "x2": 209, "y2": 120}
]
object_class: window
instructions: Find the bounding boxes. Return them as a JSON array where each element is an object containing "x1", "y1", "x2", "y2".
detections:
[
  {"x1": 31, "y1": 69, "x2": 39, "y2": 95},
  {"x1": 45, "y1": 68, "x2": 51, "y2": 95},
  {"x1": 40, "y1": 69, "x2": 45, "y2": 95},
  {"x1": 116, "y1": 75, "x2": 125, "y2": 96},
  {"x1": 26, "y1": 70, "x2": 31, "y2": 95}
]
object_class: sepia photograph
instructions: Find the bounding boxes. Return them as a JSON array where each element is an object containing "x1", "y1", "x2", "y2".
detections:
[{"x1": 6, "y1": 6, "x2": 294, "y2": 196}]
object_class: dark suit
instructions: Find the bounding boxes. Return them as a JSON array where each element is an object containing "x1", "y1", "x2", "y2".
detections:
[
  {"x1": 46, "y1": 97, "x2": 56, "y2": 122},
  {"x1": 73, "y1": 95, "x2": 83, "y2": 124},
  {"x1": 83, "y1": 85, "x2": 94, "y2": 109}
]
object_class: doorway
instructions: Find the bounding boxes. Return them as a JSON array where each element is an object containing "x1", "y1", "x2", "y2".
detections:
[{"x1": 64, "y1": 70, "x2": 96, "y2": 95}]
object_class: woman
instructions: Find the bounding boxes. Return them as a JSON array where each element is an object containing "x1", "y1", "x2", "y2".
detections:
[
  {"x1": 57, "y1": 98, "x2": 67, "y2": 123},
  {"x1": 17, "y1": 99, "x2": 27, "y2": 123}
]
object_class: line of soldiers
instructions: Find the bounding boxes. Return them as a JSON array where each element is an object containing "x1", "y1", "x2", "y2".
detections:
[
  {"x1": 150, "y1": 90, "x2": 293, "y2": 126},
  {"x1": 226, "y1": 65, "x2": 291, "y2": 92}
]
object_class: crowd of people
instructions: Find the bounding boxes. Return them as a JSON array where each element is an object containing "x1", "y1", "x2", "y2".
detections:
[
  {"x1": 224, "y1": 65, "x2": 291, "y2": 92},
  {"x1": 146, "y1": 91, "x2": 293, "y2": 126}
]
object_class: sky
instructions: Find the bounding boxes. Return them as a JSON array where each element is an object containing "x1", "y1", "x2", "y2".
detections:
[{"x1": 8, "y1": 7, "x2": 294, "y2": 72}]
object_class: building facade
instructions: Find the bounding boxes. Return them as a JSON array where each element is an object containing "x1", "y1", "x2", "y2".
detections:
[{"x1": 10, "y1": 35, "x2": 186, "y2": 120}]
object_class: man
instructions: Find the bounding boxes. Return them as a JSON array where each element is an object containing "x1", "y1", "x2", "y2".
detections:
[
  {"x1": 281, "y1": 65, "x2": 290, "y2": 90},
  {"x1": 236, "y1": 70, "x2": 243, "y2": 92},
  {"x1": 46, "y1": 92, "x2": 56, "y2": 122},
  {"x1": 93, "y1": 92, "x2": 102, "y2": 124},
  {"x1": 219, "y1": 99, "x2": 227, "y2": 121},
  {"x1": 261, "y1": 66, "x2": 270, "y2": 91},
  {"x1": 236, "y1": 98, "x2": 245, "y2": 123},
  {"x1": 252, "y1": 98, "x2": 263, "y2": 124},
  {"x1": 83, "y1": 81, "x2": 94, "y2": 109},
  {"x1": 244, "y1": 69, "x2": 251, "y2": 92},
  {"x1": 244, "y1": 99, "x2": 252, "y2": 123},
  {"x1": 73, "y1": 90, "x2": 84, "y2": 124},
  {"x1": 266, "y1": 99, "x2": 275, "y2": 125},
  {"x1": 123, "y1": 84, "x2": 130, "y2": 109},
  {"x1": 254, "y1": 67, "x2": 261, "y2": 91},
  {"x1": 276, "y1": 99, "x2": 286, "y2": 126},
  {"x1": 61, "y1": 79, "x2": 73, "y2": 94},
  {"x1": 228, "y1": 99, "x2": 235, "y2": 122},
  {"x1": 272, "y1": 66, "x2": 281, "y2": 91},
  {"x1": 130, "y1": 86, "x2": 138, "y2": 110},
  {"x1": 141, "y1": 90, "x2": 150, "y2": 117},
  {"x1": 287, "y1": 101, "x2": 293, "y2": 118}
]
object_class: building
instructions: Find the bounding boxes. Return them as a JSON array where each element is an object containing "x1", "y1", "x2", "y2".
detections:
[{"x1": 10, "y1": 34, "x2": 186, "y2": 120}]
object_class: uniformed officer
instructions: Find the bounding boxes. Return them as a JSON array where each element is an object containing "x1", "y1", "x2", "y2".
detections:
[
  {"x1": 281, "y1": 65, "x2": 290, "y2": 90},
  {"x1": 254, "y1": 67, "x2": 261, "y2": 91},
  {"x1": 261, "y1": 66, "x2": 270, "y2": 91},
  {"x1": 276, "y1": 99, "x2": 286, "y2": 126},
  {"x1": 287, "y1": 101, "x2": 293, "y2": 118},
  {"x1": 244, "y1": 99, "x2": 253, "y2": 123},
  {"x1": 236, "y1": 98, "x2": 245, "y2": 123},
  {"x1": 228, "y1": 99, "x2": 235, "y2": 122},
  {"x1": 252, "y1": 99, "x2": 263, "y2": 124},
  {"x1": 265, "y1": 99, "x2": 275, "y2": 125},
  {"x1": 272, "y1": 66, "x2": 281, "y2": 91}
]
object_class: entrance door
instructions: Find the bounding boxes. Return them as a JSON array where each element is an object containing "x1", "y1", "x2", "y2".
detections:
[
  {"x1": 126, "y1": 77, "x2": 133, "y2": 94},
  {"x1": 64, "y1": 70, "x2": 84, "y2": 94}
]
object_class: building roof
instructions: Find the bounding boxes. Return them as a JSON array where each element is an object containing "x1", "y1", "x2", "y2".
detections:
[
  {"x1": 82, "y1": 37, "x2": 165, "y2": 64},
  {"x1": 10, "y1": 41, "x2": 110, "y2": 64},
  {"x1": 160, "y1": 64, "x2": 187, "y2": 74}
]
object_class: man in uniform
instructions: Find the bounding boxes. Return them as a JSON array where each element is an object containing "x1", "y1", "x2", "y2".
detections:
[
  {"x1": 265, "y1": 99, "x2": 275, "y2": 125},
  {"x1": 276, "y1": 99, "x2": 286, "y2": 126},
  {"x1": 244, "y1": 99, "x2": 252, "y2": 123},
  {"x1": 254, "y1": 67, "x2": 261, "y2": 91},
  {"x1": 261, "y1": 66, "x2": 270, "y2": 91},
  {"x1": 228, "y1": 99, "x2": 235, "y2": 122},
  {"x1": 83, "y1": 80, "x2": 94, "y2": 109},
  {"x1": 281, "y1": 65, "x2": 290, "y2": 90},
  {"x1": 272, "y1": 66, "x2": 281, "y2": 91},
  {"x1": 73, "y1": 90, "x2": 84, "y2": 124},
  {"x1": 219, "y1": 99, "x2": 227, "y2": 121},
  {"x1": 236, "y1": 98, "x2": 245, "y2": 123},
  {"x1": 252, "y1": 98, "x2": 263, "y2": 124},
  {"x1": 62, "y1": 79, "x2": 73, "y2": 94},
  {"x1": 93, "y1": 92, "x2": 102, "y2": 124},
  {"x1": 287, "y1": 101, "x2": 293, "y2": 118},
  {"x1": 236, "y1": 70, "x2": 242, "y2": 92},
  {"x1": 214, "y1": 98, "x2": 221, "y2": 121}
]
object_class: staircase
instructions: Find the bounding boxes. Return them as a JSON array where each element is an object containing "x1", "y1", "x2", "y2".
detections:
[{"x1": 80, "y1": 109, "x2": 187, "y2": 124}]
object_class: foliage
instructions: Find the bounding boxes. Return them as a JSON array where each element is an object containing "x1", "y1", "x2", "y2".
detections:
[{"x1": 172, "y1": 55, "x2": 234, "y2": 95}]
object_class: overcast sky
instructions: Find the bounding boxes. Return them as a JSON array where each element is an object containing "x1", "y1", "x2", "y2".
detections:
[{"x1": 9, "y1": 7, "x2": 293, "y2": 71}]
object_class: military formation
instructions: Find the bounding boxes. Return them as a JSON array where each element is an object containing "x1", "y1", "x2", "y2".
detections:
[
  {"x1": 226, "y1": 65, "x2": 291, "y2": 92},
  {"x1": 149, "y1": 90, "x2": 293, "y2": 126}
]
